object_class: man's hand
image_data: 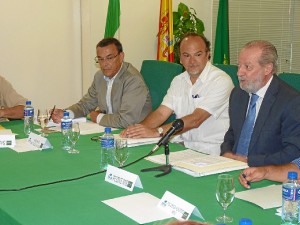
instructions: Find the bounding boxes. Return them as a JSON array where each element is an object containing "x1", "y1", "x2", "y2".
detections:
[
  {"x1": 120, "y1": 124, "x2": 159, "y2": 138},
  {"x1": 239, "y1": 167, "x2": 269, "y2": 188},
  {"x1": 50, "y1": 109, "x2": 64, "y2": 123},
  {"x1": 90, "y1": 111, "x2": 100, "y2": 123}
]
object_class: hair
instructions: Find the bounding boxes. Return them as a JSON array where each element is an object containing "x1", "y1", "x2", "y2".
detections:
[
  {"x1": 178, "y1": 32, "x2": 211, "y2": 59},
  {"x1": 243, "y1": 40, "x2": 278, "y2": 74},
  {"x1": 165, "y1": 221, "x2": 210, "y2": 225},
  {"x1": 178, "y1": 33, "x2": 211, "y2": 51},
  {"x1": 96, "y1": 37, "x2": 123, "y2": 53}
]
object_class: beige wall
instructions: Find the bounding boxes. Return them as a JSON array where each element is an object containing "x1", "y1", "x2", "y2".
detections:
[
  {"x1": 0, "y1": 0, "x2": 82, "y2": 110},
  {"x1": 0, "y1": 0, "x2": 213, "y2": 108}
]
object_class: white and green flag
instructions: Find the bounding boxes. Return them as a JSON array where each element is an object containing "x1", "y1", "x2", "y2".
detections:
[{"x1": 104, "y1": 0, "x2": 120, "y2": 38}]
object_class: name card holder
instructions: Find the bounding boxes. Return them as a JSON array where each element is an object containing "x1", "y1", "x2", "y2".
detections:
[
  {"x1": 0, "y1": 134, "x2": 16, "y2": 148},
  {"x1": 27, "y1": 132, "x2": 52, "y2": 149},
  {"x1": 105, "y1": 165, "x2": 143, "y2": 191},
  {"x1": 158, "y1": 191, "x2": 204, "y2": 221}
]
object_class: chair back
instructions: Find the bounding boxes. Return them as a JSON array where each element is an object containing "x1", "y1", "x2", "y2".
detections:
[
  {"x1": 214, "y1": 64, "x2": 239, "y2": 86},
  {"x1": 278, "y1": 73, "x2": 300, "y2": 92},
  {"x1": 140, "y1": 60, "x2": 183, "y2": 123}
]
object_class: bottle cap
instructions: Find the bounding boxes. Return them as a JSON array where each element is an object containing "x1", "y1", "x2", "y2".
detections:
[
  {"x1": 104, "y1": 127, "x2": 111, "y2": 133},
  {"x1": 26, "y1": 100, "x2": 31, "y2": 105},
  {"x1": 287, "y1": 171, "x2": 298, "y2": 180},
  {"x1": 239, "y1": 218, "x2": 252, "y2": 225},
  {"x1": 63, "y1": 111, "x2": 69, "y2": 117}
]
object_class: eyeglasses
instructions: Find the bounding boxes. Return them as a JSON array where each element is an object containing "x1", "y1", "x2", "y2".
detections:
[{"x1": 94, "y1": 53, "x2": 119, "y2": 63}]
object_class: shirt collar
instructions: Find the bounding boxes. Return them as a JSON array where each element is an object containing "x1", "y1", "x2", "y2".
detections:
[
  {"x1": 103, "y1": 62, "x2": 123, "y2": 82},
  {"x1": 253, "y1": 75, "x2": 273, "y2": 99}
]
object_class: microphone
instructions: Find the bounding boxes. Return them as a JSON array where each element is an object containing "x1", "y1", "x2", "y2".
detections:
[{"x1": 151, "y1": 119, "x2": 184, "y2": 152}]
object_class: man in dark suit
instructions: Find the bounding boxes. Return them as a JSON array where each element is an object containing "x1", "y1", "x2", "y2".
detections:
[{"x1": 221, "y1": 40, "x2": 300, "y2": 167}]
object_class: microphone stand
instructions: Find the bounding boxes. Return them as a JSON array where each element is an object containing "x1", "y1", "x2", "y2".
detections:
[{"x1": 141, "y1": 142, "x2": 172, "y2": 177}]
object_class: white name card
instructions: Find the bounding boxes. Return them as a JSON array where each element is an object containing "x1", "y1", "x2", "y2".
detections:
[
  {"x1": 105, "y1": 165, "x2": 143, "y2": 191},
  {"x1": 158, "y1": 191, "x2": 204, "y2": 221},
  {"x1": 27, "y1": 132, "x2": 52, "y2": 149},
  {"x1": 0, "y1": 130, "x2": 16, "y2": 148}
]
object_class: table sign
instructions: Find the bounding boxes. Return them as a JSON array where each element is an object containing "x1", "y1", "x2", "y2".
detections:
[
  {"x1": 27, "y1": 132, "x2": 52, "y2": 149},
  {"x1": 105, "y1": 165, "x2": 143, "y2": 191},
  {"x1": 0, "y1": 129, "x2": 16, "y2": 148},
  {"x1": 158, "y1": 191, "x2": 204, "y2": 221}
]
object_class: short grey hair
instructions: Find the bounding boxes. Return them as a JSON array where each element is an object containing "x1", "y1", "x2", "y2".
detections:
[{"x1": 243, "y1": 40, "x2": 278, "y2": 74}]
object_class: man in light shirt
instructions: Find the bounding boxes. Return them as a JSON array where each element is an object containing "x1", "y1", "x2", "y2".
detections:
[
  {"x1": 0, "y1": 75, "x2": 27, "y2": 120},
  {"x1": 52, "y1": 38, "x2": 151, "y2": 128},
  {"x1": 121, "y1": 33, "x2": 234, "y2": 155},
  {"x1": 221, "y1": 40, "x2": 300, "y2": 167}
]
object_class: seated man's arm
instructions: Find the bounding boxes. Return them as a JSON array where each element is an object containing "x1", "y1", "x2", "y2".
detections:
[
  {"x1": 123, "y1": 106, "x2": 211, "y2": 139},
  {"x1": 121, "y1": 105, "x2": 173, "y2": 138},
  {"x1": 0, "y1": 105, "x2": 24, "y2": 119},
  {"x1": 239, "y1": 163, "x2": 299, "y2": 188}
]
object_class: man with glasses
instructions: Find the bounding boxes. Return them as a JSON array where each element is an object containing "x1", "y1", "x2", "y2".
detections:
[
  {"x1": 52, "y1": 37, "x2": 151, "y2": 128},
  {"x1": 0, "y1": 75, "x2": 27, "y2": 120}
]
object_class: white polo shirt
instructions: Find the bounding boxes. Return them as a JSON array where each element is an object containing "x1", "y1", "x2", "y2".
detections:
[{"x1": 161, "y1": 61, "x2": 234, "y2": 155}]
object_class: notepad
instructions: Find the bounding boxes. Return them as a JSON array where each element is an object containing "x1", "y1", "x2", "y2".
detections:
[{"x1": 146, "y1": 149, "x2": 248, "y2": 177}]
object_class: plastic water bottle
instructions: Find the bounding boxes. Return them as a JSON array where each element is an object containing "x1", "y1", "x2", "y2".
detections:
[
  {"x1": 61, "y1": 111, "x2": 72, "y2": 151},
  {"x1": 24, "y1": 100, "x2": 34, "y2": 135},
  {"x1": 100, "y1": 127, "x2": 115, "y2": 170},
  {"x1": 239, "y1": 218, "x2": 252, "y2": 225},
  {"x1": 282, "y1": 171, "x2": 300, "y2": 225}
]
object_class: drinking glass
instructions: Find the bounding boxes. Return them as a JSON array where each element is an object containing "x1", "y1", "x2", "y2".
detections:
[
  {"x1": 37, "y1": 109, "x2": 50, "y2": 137},
  {"x1": 216, "y1": 173, "x2": 235, "y2": 223},
  {"x1": 68, "y1": 122, "x2": 80, "y2": 154},
  {"x1": 114, "y1": 138, "x2": 129, "y2": 167}
]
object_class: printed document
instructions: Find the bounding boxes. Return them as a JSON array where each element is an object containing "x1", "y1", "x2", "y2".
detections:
[{"x1": 146, "y1": 149, "x2": 248, "y2": 177}]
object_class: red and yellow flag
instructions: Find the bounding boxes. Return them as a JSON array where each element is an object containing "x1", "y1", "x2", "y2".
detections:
[{"x1": 157, "y1": 0, "x2": 174, "y2": 62}]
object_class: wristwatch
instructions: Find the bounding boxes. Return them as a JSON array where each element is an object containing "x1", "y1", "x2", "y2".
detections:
[{"x1": 157, "y1": 127, "x2": 164, "y2": 137}]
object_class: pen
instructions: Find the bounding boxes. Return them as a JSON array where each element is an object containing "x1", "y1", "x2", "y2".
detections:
[
  {"x1": 242, "y1": 173, "x2": 251, "y2": 186},
  {"x1": 49, "y1": 105, "x2": 56, "y2": 121}
]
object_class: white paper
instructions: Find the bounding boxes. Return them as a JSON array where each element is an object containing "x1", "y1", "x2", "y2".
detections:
[
  {"x1": 114, "y1": 134, "x2": 160, "y2": 147},
  {"x1": 235, "y1": 184, "x2": 282, "y2": 209},
  {"x1": 146, "y1": 149, "x2": 248, "y2": 177},
  {"x1": 102, "y1": 192, "x2": 172, "y2": 224},
  {"x1": 10, "y1": 138, "x2": 41, "y2": 152}
]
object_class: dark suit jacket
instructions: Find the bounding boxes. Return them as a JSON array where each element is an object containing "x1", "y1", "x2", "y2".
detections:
[{"x1": 221, "y1": 75, "x2": 300, "y2": 166}]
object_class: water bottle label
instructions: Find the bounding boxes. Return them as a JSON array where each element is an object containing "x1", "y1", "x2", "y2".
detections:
[
  {"x1": 61, "y1": 121, "x2": 72, "y2": 130},
  {"x1": 24, "y1": 108, "x2": 34, "y2": 117},
  {"x1": 101, "y1": 138, "x2": 114, "y2": 148},
  {"x1": 283, "y1": 186, "x2": 300, "y2": 201}
]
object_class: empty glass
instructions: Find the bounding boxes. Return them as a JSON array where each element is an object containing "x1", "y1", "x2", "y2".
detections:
[
  {"x1": 68, "y1": 122, "x2": 80, "y2": 154},
  {"x1": 114, "y1": 138, "x2": 129, "y2": 167},
  {"x1": 216, "y1": 173, "x2": 235, "y2": 223}
]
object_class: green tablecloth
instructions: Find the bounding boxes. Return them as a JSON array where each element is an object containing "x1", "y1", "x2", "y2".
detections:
[{"x1": 0, "y1": 120, "x2": 280, "y2": 225}]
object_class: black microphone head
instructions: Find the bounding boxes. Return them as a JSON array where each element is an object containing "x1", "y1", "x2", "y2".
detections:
[{"x1": 172, "y1": 119, "x2": 184, "y2": 131}]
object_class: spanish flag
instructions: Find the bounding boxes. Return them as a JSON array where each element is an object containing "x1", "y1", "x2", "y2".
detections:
[{"x1": 157, "y1": 0, "x2": 174, "y2": 62}]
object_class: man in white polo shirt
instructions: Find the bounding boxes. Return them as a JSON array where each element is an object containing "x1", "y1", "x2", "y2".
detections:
[{"x1": 121, "y1": 33, "x2": 234, "y2": 155}]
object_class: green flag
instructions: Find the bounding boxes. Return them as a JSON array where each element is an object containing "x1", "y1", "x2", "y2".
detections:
[
  {"x1": 213, "y1": 0, "x2": 229, "y2": 65},
  {"x1": 104, "y1": 0, "x2": 120, "y2": 38}
]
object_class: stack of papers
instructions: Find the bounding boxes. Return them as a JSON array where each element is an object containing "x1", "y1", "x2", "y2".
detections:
[
  {"x1": 146, "y1": 149, "x2": 248, "y2": 177},
  {"x1": 39, "y1": 118, "x2": 116, "y2": 135},
  {"x1": 113, "y1": 134, "x2": 160, "y2": 147}
]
